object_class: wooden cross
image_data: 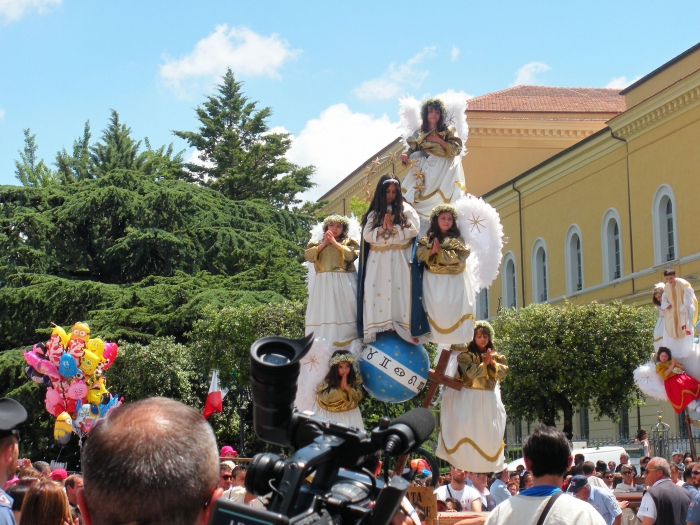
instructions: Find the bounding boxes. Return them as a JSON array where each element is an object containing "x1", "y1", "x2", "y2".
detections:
[{"x1": 393, "y1": 348, "x2": 463, "y2": 475}]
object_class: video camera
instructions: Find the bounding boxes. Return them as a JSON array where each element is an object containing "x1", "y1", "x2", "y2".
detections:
[{"x1": 208, "y1": 333, "x2": 434, "y2": 525}]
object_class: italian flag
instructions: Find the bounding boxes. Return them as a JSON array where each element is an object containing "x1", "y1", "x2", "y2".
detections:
[{"x1": 203, "y1": 370, "x2": 229, "y2": 419}]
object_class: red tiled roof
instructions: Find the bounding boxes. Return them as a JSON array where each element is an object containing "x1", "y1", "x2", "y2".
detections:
[{"x1": 467, "y1": 85, "x2": 626, "y2": 113}]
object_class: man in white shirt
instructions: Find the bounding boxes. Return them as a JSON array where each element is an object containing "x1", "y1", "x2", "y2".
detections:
[
  {"x1": 469, "y1": 472, "x2": 497, "y2": 512},
  {"x1": 614, "y1": 466, "x2": 642, "y2": 493},
  {"x1": 637, "y1": 457, "x2": 689, "y2": 524},
  {"x1": 434, "y1": 466, "x2": 482, "y2": 511},
  {"x1": 490, "y1": 469, "x2": 511, "y2": 506},
  {"x1": 485, "y1": 424, "x2": 605, "y2": 525}
]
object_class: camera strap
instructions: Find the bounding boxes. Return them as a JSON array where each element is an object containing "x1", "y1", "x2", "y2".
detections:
[{"x1": 535, "y1": 492, "x2": 562, "y2": 525}]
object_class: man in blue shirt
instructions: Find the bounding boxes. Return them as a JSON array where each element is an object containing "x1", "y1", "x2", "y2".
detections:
[
  {"x1": 490, "y1": 468, "x2": 511, "y2": 506},
  {"x1": 568, "y1": 475, "x2": 623, "y2": 525},
  {"x1": 0, "y1": 398, "x2": 27, "y2": 525}
]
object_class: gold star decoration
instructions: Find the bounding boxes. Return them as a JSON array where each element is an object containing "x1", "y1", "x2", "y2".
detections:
[
  {"x1": 468, "y1": 213, "x2": 486, "y2": 233},
  {"x1": 406, "y1": 158, "x2": 419, "y2": 169},
  {"x1": 413, "y1": 169, "x2": 425, "y2": 181},
  {"x1": 302, "y1": 354, "x2": 320, "y2": 371},
  {"x1": 388, "y1": 152, "x2": 398, "y2": 163},
  {"x1": 363, "y1": 166, "x2": 375, "y2": 178},
  {"x1": 370, "y1": 157, "x2": 381, "y2": 167},
  {"x1": 414, "y1": 182, "x2": 426, "y2": 195}
]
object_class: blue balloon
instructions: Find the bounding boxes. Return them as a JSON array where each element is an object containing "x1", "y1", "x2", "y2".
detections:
[
  {"x1": 59, "y1": 354, "x2": 78, "y2": 378},
  {"x1": 359, "y1": 331, "x2": 429, "y2": 403}
]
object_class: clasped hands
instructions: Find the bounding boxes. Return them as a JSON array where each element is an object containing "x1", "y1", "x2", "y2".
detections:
[{"x1": 319, "y1": 230, "x2": 342, "y2": 251}]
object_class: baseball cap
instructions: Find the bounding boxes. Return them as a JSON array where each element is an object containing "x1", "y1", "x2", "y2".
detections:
[
  {"x1": 567, "y1": 475, "x2": 589, "y2": 494},
  {"x1": 0, "y1": 398, "x2": 27, "y2": 439},
  {"x1": 672, "y1": 449, "x2": 683, "y2": 456},
  {"x1": 51, "y1": 468, "x2": 68, "y2": 481}
]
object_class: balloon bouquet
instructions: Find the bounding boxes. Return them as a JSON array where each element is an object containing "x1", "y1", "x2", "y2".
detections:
[{"x1": 23, "y1": 322, "x2": 121, "y2": 445}]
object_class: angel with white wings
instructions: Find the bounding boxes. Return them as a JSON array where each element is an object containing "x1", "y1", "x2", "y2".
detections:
[{"x1": 399, "y1": 96, "x2": 468, "y2": 233}]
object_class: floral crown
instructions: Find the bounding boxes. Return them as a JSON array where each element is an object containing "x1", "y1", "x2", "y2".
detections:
[
  {"x1": 421, "y1": 98, "x2": 447, "y2": 119},
  {"x1": 323, "y1": 215, "x2": 350, "y2": 230},
  {"x1": 474, "y1": 320, "x2": 495, "y2": 341},
  {"x1": 329, "y1": 352, "x2": 356, "y2": 367},
  {"x1": 653, "y1": 282, "x2": 665, "y2": 295},
  {"x1": 430, "y1": 204, "x2": 458, "y2": 222}
]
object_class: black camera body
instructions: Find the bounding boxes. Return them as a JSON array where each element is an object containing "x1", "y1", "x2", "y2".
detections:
[{"x1": 208, "y1": 334, "x2": 433, "y2": 525}]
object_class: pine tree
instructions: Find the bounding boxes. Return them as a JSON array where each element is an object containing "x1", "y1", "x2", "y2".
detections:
[
  {"x1": 174, "y1": 69, "x2": 315, "y2": 208},
  {"x1": 55, "y1": 121, "x2": 93, "y2": 184},
  {"x1": 90, "y1": 109, "x2": 146, "y2": 175},
  {"x1": 14, "y1": 129, "x2": 57, "y2": 187}
]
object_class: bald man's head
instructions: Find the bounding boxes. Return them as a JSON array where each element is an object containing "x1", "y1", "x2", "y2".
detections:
[{"x1": 82, "y1": 397, "x2": 219, "y2": 525}]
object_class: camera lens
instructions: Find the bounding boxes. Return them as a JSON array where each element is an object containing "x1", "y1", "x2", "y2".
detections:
[
  {"x1": 250, "y1": 334, "x2": 314, "y2": 447},
  {"x1": 246, "y1": 453, "x2": 286, "y2": 496}
]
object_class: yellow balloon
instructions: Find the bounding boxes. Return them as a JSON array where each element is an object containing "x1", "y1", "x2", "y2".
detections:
[
  {"x1": 87, "y1": 377, "x2": 109, "y2": 405},
  {"x1": 51, "y1": 324, "x2": 70, "y2": 348},
  {"x1": 54, "y1": 412, "x2": 73, "y2": 444},
  {"x1": 79, "y1": 349, "x2": 101, "y2": 376},
  {"x1": 87, "y1": 338, "x2": 105, "y2": 358},
  {"x1": 70, "y1": 322, "x2": 91, "y2": 343}
]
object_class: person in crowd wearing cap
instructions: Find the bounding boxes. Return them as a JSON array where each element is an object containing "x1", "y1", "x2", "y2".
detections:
[
  {"x1": 434, "y1": 466, "x2": 482, "y2": 511},
  {"x1": 637, "y1": 457, "x2": 689, "y2": 525},
  {"x1": 490, "y1": 469, "x2": 511, "y2": 506},
  {"x1": 568, "y1": 474, "x2": 624, "y2": 525},
  {"x1": 614, "y1": 453, "x2": 637, "y2": 476},
  {"x1": 50, "y1": 468, "x2": 68, "y2": 483},
  {"x1": 78, "y1": 397, "x2": 224, "y2": 525},
  {"x1": 219, "y1": 446, "x2": 237, "y2": 459},
  {"x1": 0, "y1": 398, "x2": 27, "y2": 525},
  {"x1": 672, "y1": 449, "x2": 686, "y2": 473},
  {"x1": 485, "y1": 425, "x2": 606, "y2": 525}
]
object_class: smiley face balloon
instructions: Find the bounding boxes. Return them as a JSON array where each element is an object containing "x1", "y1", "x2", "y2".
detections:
[{"x1": 70, "y1": 322, "x2": 90, "y2": 343}]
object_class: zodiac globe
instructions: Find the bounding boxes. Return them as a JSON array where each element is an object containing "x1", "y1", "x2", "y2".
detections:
[{"x1": 359, "y1": 331, "x2": 429, "y2": 403}]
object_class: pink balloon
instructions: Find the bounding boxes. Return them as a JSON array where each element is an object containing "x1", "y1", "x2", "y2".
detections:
[
  {"x1": 24, "y1": 350, "x2": 60, "y2": 380},
  {"x1": 102, "y1": 342, "x2": 118, "y2": 369},
  {"x1": 66, "y1": 380, "x2": 88, "y2": 400},
  {"x1": 45, "y1": 388, "x2": 66, "y2": 417}
]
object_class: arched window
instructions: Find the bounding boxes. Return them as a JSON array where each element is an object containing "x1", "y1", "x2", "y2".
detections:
[
  {"x1": 531, "y1": 239, "x2": 548, "y2": 303},
  {"x1": 502, "y1": 252, "x2": 517, "y2": 309},
  {"x1": 652, "y1": 185, "x2": 678, "y2": 264},
  {"x1": 601, "y1": 209, "x2": 623, "y2": 282},
  {"x1": 565, "y1": 225, "x2": 584, "y2": 295},
  {"x1": 476, "y1": 288, "x2": 489, "y2": 320}
]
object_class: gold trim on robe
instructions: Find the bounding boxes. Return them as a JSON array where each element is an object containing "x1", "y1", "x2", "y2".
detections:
[
  {"x1": 305, "y1": 238, "x2": 359, "y2": 273},
  {"x1": 415, "y1": 236, "x2": 470, "y2": 275},
  {"x1": 405, "y1": 125, "x2": 463, "y2": 158},
  {"x1": 316, "y1": 379, "x2": 363, "y2": 412},
  {"x1": 456, "y1": 349, "x2": 509, "y2": 391}
]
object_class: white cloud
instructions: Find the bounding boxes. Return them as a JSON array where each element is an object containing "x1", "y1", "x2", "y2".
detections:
[
  {"x1": 0, "y1": 0, "x2": 60, "y2": 22},
  {"x1": 160, "y1": 25, "x2": 300, "y2": 92},
  {"x1": 605, "y1": 75, "x2": 642, "y2": 89},
  {"x1": 451, "y1": 46, "x2": 460, "y2": 62},
  {"x1": 513, "y1": 62, "x2": 551, "y2": 86},
  {"x1": 354, "y1": 47, "x2": 436, "y2": 101},
  {"x1": 0, "y1": 108, "x2": 4, "y2": 119},
  {"x1": 287, "y1": 104, "x2": 400, "y2": 201}
]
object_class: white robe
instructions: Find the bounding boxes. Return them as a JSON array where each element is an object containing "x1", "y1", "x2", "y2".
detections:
[
  {"x1": 661, "y1": 277, "x2": 697, "y2": 358},
  {"x1": 305, "y1": 271, "x2": 358, "y2": 349},
  {"x1": 361, "y1": 203, "x2": 419, "y2": 343},
  {"x1": 654, "y1": 306, "x2": 664, "y2": 352}
]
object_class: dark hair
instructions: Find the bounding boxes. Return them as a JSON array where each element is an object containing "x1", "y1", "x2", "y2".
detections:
[
  {"x1": 684, "y1": 462, "x2": 698, "y2": 482},
  {"x1": 421, "y1": 101, "x2": 446, "y2": 133},
  {"x1": 653, "y1": 291, "x2": 662, "y2": 306},
  {"x1": 6, "y1": 483, "x2": 31, "y2": 512},
  {"x1": 444, "y1": 498, "x2": 462, "y2": 511},
  {"x1": 664, "y1": 268, "x2": 676, "y2": 276},
  {"x1": 425, "y1": 211, "x2": 461, "y2": 243},
  {"x1": 64, "y1": 474, "x2": 82, "y2": 489},
  {"x1": 232, "y1": 465, "x2": 247, "y2": 477},
  {"x1": 522, "y1": 424, "x2": 572, "y2": 478},
  {"x1": 82, "y1": 397, "x2": 219, "y2": 525},
  {"x1": 466, "y1": 325, "x2": 495, "y2": 356},
  {"x1": 321, "y1": 351, "x2": 358, "y2": 393},
  {"x1": 657, "y1": 346, "x2": 672, "y2": 362},
  {"x1": 219, "y1": 463, "x2": 233, "y2": 473},
  {"x1": 595, "y1": 460, "x2": 607, "y2": 473},
  {"x1": 20, "y1": 480, "x2": 72, "y2": 525},
  {"x1": 582, "y1": 461, "x2": 595, "y2": 476},
  {"x1": 636, "y1": 428, "x2": 647, "y2": 441},
  {"x1": 361, "y1": 175, "x2": 410, "y2": 230}
]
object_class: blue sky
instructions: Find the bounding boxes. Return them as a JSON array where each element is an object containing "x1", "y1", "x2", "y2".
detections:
[{"x1": 1, "y1": 0, "x2": 698, "y2": 200}]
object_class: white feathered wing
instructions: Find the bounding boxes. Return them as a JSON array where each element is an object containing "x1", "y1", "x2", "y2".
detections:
[
  {"x1": 634, "y1": 361, "x2": 668, "y2": 401},
  {"x1": 454, "y1": 194, "x2": 504, "y2": 293}
]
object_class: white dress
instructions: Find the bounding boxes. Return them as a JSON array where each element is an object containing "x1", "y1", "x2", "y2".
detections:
[
  {"x1": 661, "y1": 278, "x2": 697, "y2": 358},
  {"x1": 304, "y1": 238, "x2": 360, "y2": 349},
  {"x1": 401, "y1": 126, "x2": 466, "y2": 234},
  {"x1": 361, "y1": 203, "x2": 420, "y2": 343},
  {"x1": 415, "y1": 236, "x2": 475, "y2": 344},
  {"x1": 654, "y1": 306, "x2": 664, "y2": 352},
  {"x1": 436, "y1": 350, "x2": 508, "y2": 473}
]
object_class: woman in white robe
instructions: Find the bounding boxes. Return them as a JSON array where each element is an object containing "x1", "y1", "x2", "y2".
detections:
[
  {"x1": 437, "y1": 321, "x2": 508, "y2": 473},
  {"x1": 359, "y1": 175, "x2": 420, "y2": 343},
  {"x1": 400, "y1": 98, "x2": 466, "y2": 233}
]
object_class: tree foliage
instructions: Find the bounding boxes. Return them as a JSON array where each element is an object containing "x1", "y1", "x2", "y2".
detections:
[
  {"x1": 493, "y1": 302, "x2": 656, "y2": 431},
  {"x1": 174, "y1": 69, "x2": 315, "y2": 208},
  {"x1": 15, "y1": 129, "x2": 58, "y2": 187}
]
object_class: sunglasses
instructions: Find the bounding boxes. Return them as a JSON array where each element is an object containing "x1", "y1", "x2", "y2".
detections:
[
  {"x1": 692, "y1": 471, "x2": 700, "y2": 476},
  {"x1": 222, "y1": 475, "x2": 232, "y2": 480},
  {"x1": 604, "y1": 475, "x2": 613, "y2": 479}
]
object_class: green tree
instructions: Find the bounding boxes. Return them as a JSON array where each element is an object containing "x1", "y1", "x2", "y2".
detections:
[
  {"x1": 89, "y1": 110, "x2": 145, "y2": 176},
  {"x1": 347, "y1": 196, "x2": 370, "y2": 219},
  {"x1": 493, "y1": 302, "x2": 656, "y2": 434},
  {"x1": 15, "y1": 129, "x2": 58, "y2": 187},
  {"x1": 55, "y1": 121, "x2": 93, "y2": 184},
  {"x1": 174, "y1": 69, "x2": 315, "y2": 208}
]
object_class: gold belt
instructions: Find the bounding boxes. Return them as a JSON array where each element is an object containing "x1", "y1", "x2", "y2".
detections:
[{"x1": 370, "y1": 242, "x2": 412, "y2": 252}]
